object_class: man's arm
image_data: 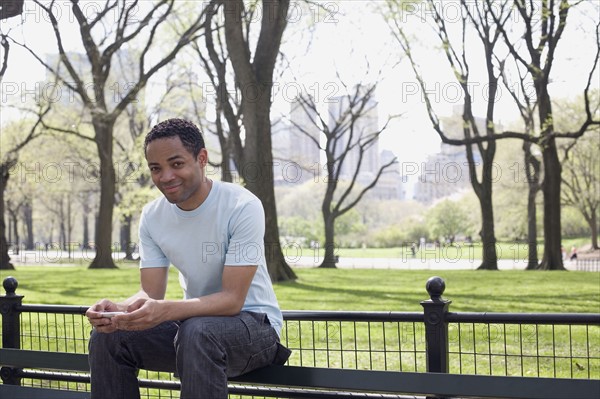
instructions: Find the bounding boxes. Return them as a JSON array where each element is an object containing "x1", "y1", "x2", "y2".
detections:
[{"x1": 113, "y1": 265, "x2": 257, "y2": 331}]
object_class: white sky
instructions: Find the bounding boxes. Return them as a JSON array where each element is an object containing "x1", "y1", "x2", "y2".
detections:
[{"x1": 1, "y1": 1, "x2": 598, "y2": 165}]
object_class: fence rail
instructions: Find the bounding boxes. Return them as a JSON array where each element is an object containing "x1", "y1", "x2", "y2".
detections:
[
  {"x1": 2, "y1": 276, "x2": 599, "y2": 399},
  {"x1": 576, "y1": 258, "x2": 600, "y2": 272}
]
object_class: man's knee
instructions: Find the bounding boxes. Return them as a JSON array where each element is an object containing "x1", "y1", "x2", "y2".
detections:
[
  {"x1": 89, "y1": 329, "x2": 110, "y2": 349},
  {"x1": 175, "y1": 317, "x2": 224, "y2": 348},
  {"x1": 89, "y1": 329, "x2": 118, "y2": 354}
]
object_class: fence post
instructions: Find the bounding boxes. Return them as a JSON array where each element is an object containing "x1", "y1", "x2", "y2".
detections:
[
  {"x1": 0, "y1": 276, "x2": 23, "y2": 385},
  {"x1": 421, "y1": 276, "x2": 451, "y2": 374}
]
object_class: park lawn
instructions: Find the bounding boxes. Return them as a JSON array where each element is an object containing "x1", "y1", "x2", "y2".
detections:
[{"x1": 1, "y1": 264, "x2": 598, "y2": 313}]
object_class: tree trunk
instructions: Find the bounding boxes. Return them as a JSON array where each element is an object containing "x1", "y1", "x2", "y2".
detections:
[
  {"x1": 525, "y1": 186, "x2": 539, "y2": 270},
  {"x1": 223, "y1": 0, "x2": 295, "y2": 282},
  {"x1": 10, "y1": 213, "x2": 18, "y2": 255},
  {"x1": 242, "y1": 86, "x2": 296, "y2": 282},
  {"x1": 82, "y1": 196, "x2": 91, "y2": 249},
  {"x1": 59, "y1": 198, "x2": 67, "y2": 249},
  {"x1": 120, "y1": 214, "x2": 135, "y2": 261},
  {"x1": 22, "y1": 202, "x2": 33, "y2": 250},
  {"x1": 320, "y1": 213, "x2": 337, "y2": 268},
  {"x1": 589, "y1": 212, "x2": 598, "y2": 250},
  {"x1": 0, "y1": 162, "x2": 14, "y2": 269},
  {"x1": 536, "y1": 78, "x2": 565, "y2": 270},
  {"x1": 89, "y1": 118, "x2": 118, "y2": 269},
  {"x1": 466, "y1": 125, "x2": 497, "y2": 270},
  {"x1": 7, "y1": 205, "x2": 18, "y2": 255},
  {"x1": 539, "y1": 140, "x2": 565, "y2": 270},
  {"x1": 477, "y1": 183, "x2": 498, "y2": 270},
  {"x1": 523, "y1": 141, "x2": 541, "y2": 270}
]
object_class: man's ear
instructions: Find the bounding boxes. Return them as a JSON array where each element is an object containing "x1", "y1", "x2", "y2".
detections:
[{"x1": 197, "y1": 148, "x2": 208, "y2": 167}]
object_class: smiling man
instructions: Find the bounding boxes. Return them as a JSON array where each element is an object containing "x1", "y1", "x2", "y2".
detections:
[{"x1": 86, "y1": 118, "x2": 290, "y2": 399}]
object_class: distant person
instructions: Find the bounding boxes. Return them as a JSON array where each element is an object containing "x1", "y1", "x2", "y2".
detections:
[
  {"x1": 569, "y1": 246, "x2": 578, "y2": 261},
  {"x1": 85, "y1": 118, "x2": 290, "y2": 399}
]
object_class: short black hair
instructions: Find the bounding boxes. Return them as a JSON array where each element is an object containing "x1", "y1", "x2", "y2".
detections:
[{"x1": 144, "y1": 118, "x2": 205, "y2": 157}]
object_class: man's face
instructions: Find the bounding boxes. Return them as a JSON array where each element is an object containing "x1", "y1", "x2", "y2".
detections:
[{"x1": 145, "y1": 136, "x2": 208, "y2": 210}]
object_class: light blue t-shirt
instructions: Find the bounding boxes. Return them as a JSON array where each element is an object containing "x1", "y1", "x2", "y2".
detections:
[{"x1": 138, "y1": 180, "x2": 283, "y2": 334}]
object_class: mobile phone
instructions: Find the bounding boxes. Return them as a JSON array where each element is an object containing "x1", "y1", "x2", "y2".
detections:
[{"x1": 100, "y1": 311, "x2": 127, "y2": 318}]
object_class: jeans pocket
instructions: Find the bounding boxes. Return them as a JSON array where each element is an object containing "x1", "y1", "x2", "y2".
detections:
[
  {"x1": 272, "y1": 342, "x2": 292, "y2": 365},
  {"x1": 227, "y1": 312, "x2": 280, "y2": 377},
  {"x1": 238, "y1": 311, "x2": 275, "y2": 342},
  {"x1": 238, "y1": 341, "x2": 279, "y2": 375}
]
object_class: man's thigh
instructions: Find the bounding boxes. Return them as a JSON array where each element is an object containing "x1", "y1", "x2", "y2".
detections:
[
  {"x1": 113, "y1": 321, "x2": 180, "y2": 373},
  {"x1": 176, "y1": 312, "x2": 280, "y2": 376}
]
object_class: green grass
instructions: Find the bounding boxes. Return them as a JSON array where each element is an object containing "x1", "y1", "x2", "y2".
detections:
[{"x1": 2, "y1": 264, "x2": 598, "y2": 313}]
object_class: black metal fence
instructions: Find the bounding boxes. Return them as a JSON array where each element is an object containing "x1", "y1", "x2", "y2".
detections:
[{"x1": 1, "y1": 276, "x2": 599, "y2": 398}]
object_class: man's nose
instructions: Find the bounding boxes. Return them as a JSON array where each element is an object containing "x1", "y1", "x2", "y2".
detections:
[{"x1": 159, "y1": 168, "x2": 175, "y2": 182}]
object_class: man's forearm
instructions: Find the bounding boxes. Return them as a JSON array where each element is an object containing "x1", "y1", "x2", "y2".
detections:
[{"x1": 158, "y1": 290, "x2": 244, "y2": 321}]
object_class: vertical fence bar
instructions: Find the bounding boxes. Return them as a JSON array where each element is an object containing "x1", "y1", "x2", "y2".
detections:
[{"x1": 0, "y1": 276, "x2": 24, "y2": 385}]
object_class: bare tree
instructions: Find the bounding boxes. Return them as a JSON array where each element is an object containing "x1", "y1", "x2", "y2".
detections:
[
  {"x1": 216, "y1": 0, "x2": 296, "y2": 281},
  {"x1": 294, "y1": 82, "x2": 397, "y2": 268},
  {"x1": 193, "y1": 8, "x2": 242, "y2": 183},
  {"x1": 0, "y1": 0, "x2": 24, "y2": 81},
  {"x1": 388, "y1": 0, "x2": 599, "y2": 270},
  {"x1": 388, "y1": 0, "x2": 512, "y2": 270},
  {"x1": 491, "y1": 0, "x2": 600, "y2": 269},
  {"x1": 498, "y1": 58, "x2": 542, "y2": 270},
  {"x1": 8, "y1": 1, "x2": 206, "y2": 268},
  {"x1": 561, "y1": 131, "x2": 599, "y2": 250}
]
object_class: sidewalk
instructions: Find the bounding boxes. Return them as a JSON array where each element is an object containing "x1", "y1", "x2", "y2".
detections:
[
  {"x1": 289, "y1": 256, "x2": 580, "y2": 271},
  {"x1": 287, "y1": 256, "x2": 576, "y2": 270},
  {"x1": 8, "y1": 249, "x2": 581, "y2": 271}
]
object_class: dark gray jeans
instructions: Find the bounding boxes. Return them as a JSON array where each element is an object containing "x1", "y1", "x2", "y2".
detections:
[{"x1": 88, "y1": 311, "x2": 290, "y2": 399}]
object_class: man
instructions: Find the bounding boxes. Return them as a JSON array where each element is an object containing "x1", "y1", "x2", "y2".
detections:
[{"x1": 86, "y1": 118, "x2": 290, "y2": 399}]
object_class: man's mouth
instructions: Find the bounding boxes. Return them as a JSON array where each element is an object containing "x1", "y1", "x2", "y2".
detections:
[{"x1": 163, "y1": 184, "x2": 181, "y2": 194}]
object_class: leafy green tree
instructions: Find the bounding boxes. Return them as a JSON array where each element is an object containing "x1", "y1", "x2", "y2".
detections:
[
  {"x1": 279, "y1": 216, "x2": 323, "y2": 247},
  {"x1": 205, "y1": 0, "x2": 296, "y2": 281},
  {"x1": 294, "y1": 82, "x2": 397, "y2": 268},
  {"x1": 372, "y1": 225, "x2": 408, "y2": 248},
  {"x1": 427, "y1": 199, "x2": 470, "y2": 244},
  {"x1": 1, "y1": 116, "x2": 45, "y2": 269}
]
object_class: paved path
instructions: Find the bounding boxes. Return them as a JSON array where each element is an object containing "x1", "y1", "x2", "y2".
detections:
[
  {"x1": 286, "y1": 256, "x2": 582, "y2": 271},
  {"x1": 9, "y1": 249, "x2": 582, "y2": 271}
]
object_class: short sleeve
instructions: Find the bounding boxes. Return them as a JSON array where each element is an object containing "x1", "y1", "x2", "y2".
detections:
[
  {"x1": 224, "y1": 199, "x2": 265, "y2": 266},
  {"x1": 138, "y1": 208, "x2": 170, "y2": 268}
]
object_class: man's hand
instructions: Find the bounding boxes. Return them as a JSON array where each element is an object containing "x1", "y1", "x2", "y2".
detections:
[
  {"x1": 112, "y1": 298, "x2": 166, "y2": 331},
  {"x1": 86, "y1": 299, "x2": 122, "y2": 333}
]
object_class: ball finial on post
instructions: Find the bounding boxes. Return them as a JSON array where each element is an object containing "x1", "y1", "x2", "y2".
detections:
[
  {"x1": 426, "y1": 276, "x2": 445, "y2": 301},
  {"x1": 3, "y1": 277, "x2": 18, "y2": 296}
]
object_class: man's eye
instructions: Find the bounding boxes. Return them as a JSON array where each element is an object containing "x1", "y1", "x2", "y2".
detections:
[{"x1": 173, "y1": 162, "x2": 183, "y2": 168}]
